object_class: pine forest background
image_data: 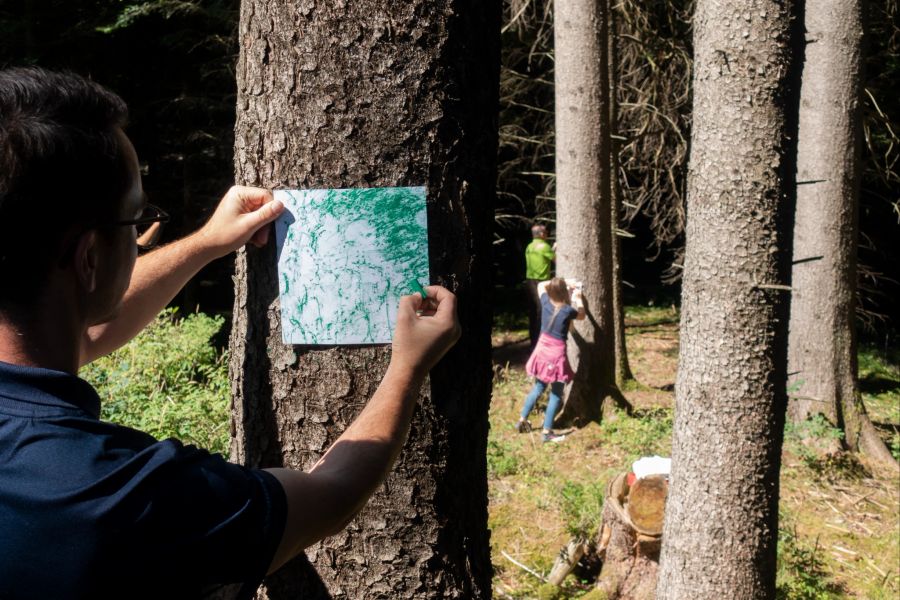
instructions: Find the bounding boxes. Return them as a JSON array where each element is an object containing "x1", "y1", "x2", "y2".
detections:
[{"x1": 1, "y1": 0, "x2": 896, "y2": 345}]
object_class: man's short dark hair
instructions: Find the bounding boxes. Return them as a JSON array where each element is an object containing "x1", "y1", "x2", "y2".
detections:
[{"x1": 0, "y1": 67, "x2": 130, "y2": 308}]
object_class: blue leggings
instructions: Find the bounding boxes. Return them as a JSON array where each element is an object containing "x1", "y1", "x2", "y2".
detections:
[{"x1": 520, "y1": 379, "x2": 565, "y2": 431}]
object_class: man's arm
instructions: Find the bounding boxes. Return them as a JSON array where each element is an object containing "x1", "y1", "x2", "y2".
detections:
[
  {"x1": 79, "y1": 187, "x2": 284, "y2": 366},
  {"x1": 545, "y1": 242, "x2": 556, "y2": 262},
  {"x1": 264, "y1": 286, "x2": 461, "y2": 573}
]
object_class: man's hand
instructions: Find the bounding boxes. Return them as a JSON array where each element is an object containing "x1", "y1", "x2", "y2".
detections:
[
  {"x1": 265, "y1": 286, "x2": 461, "y2": 571},
  {"x1": 80, "y1": 186, "x2": 283, "y2": 365},
  {"x1": 390, "y1": 285, "x2": 461, "y2": 377},
  {"x1": 197, "y1": 186, "x2": 285, "y2": 259}
]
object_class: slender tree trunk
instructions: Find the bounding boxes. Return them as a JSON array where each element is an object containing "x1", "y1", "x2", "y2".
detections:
[
  {"x1": 229, "y1": 2, "x2": 499, "y2": 597},
  {"x1": 656, "y1": 0, "x2": 799, "y2": 596},
  {"x1": 554, "y1": 0, "x2": 631, "y2": 427},
  {"x1": 787, "y1": 0, "x2": 897, "y2": 467},
  {"x1": 609, "y1": 0, "x2": 634, "y2": 386}
]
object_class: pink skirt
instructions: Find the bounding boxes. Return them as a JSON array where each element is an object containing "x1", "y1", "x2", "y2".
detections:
[{"x1": 526, "y1": 333, "x2": 574, "y2": 383}]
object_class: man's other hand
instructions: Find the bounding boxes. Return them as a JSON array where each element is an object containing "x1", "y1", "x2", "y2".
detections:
[
  {"x1": 391, "y1": 285, "x2": 461, "y2": 376},
  {"x1": 198, "y1": 186, "x2": 285, "y2": 258}
]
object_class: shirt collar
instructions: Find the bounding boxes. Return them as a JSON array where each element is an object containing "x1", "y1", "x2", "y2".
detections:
[{"x1": 0, "y1": 360, "x2": 101, "y2": 419}]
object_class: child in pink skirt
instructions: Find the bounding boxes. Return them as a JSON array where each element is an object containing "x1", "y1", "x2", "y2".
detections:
[{"x1": 516, "y1": 277, "x2": 585, "y2": 442}]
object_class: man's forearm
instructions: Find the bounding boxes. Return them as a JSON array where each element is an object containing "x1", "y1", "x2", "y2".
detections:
[
  {"x1": 311, "y1": 362, "x2": 425, "y2": 494},
  {"x1": 79, "y1": 187, "x2": 285, "y2": 367},
  {"x1": 79, "y1": 233, "x2": 217, "y2": 365},
  {"x1": 264, "y1": 363, "x2": 426, "y2": 567}
]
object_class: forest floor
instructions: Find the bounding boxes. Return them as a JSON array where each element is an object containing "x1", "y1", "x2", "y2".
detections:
[{"x1": 488, "y1": 303, "x2": 900, "y2": 599}]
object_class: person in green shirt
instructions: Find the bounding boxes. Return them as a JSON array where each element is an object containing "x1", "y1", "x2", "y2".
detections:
[{"x1": 524, "y1": 223, "x2": 556, "y2": 349}]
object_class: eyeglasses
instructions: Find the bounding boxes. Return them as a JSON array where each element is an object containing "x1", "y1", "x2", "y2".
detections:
[{"x1": 108, "y1": 203, "x2": 170, "y2": 250}]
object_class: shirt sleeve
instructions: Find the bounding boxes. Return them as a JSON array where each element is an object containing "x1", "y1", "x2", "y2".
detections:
[
  {"x1": 542, "y1": 245, "x2": 556, "y2": 261},
  {"x1": 102, "y1": 440, "x2": 287, "y2": 599}
]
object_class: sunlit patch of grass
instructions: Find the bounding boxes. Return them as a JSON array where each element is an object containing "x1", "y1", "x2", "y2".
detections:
[
  {"x1": 780, "y1": 444, "x2": 900, "y2": 598},
  {"x1": 490, "y1": 306, "x2": 898, "y2": 598},
  {"x1": 597, "y1": 407, "x2": 673, "y2": 460},
  {"x1": 624, "y1": 303, "x2": 679, "y2": 327},
  {"x1": 858, "y1": 346, "x2": 900, "y2": 459},
  {"x1": 776, "y1": 513, "x2": 843, "y2": 599}
]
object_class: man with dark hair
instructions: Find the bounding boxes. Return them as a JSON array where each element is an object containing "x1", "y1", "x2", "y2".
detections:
[
  {"x1": 0, "y1": 67, "x2": 460, "y2": 598},
  {"x1": 524, "y1": 222, "x2": 555, "y2": 350}
]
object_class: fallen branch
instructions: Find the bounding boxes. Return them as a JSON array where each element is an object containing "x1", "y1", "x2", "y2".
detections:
[{"x1": 501, "y1": 550, "x2": 547, "y2": 582}]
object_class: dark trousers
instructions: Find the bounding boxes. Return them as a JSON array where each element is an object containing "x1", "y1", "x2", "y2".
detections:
[{"x1": 525, "y1": 279, "x2": 542, "y2": 350}]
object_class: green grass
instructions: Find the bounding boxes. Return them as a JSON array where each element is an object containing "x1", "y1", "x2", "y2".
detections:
[
  {"x1": 597, "y1": 407, "x2": 673, "y2": 460},
  {"x1": 490, "y1": 308, "x2": 898, "y2": 598},
  {"x1": 557, "y1": 480, "x2": 606, "y2": 538},
  {"x1": 857, "y1": 346, "x2": 900, "y2": 459},
  {"x1": 624, "y1": 303, "x2": 679, "y2": 326},
  {"x1": 776, "y1": 515, "x2": 843, "y2": 599},
  {"x1": 82, "y1": 308, "x2": 230, "y2": 454}
]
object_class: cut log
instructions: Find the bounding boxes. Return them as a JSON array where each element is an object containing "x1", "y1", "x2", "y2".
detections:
[
  {"x1": 626, "y1": 474, "x2": 668, "y2": 535},
  {"x1": 595, "y1": 473, "x2": 664, "y2": 600}
]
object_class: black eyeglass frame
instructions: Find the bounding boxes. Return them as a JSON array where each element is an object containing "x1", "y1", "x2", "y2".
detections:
[{"x1": 106, "y1": 203, "x2": 170, "y2": 250}]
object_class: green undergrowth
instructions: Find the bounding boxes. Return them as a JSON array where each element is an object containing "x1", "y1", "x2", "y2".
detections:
[
  {"x1": 558, "y1": 480, "x2": 606, "y2": 539},
  {"x1": 783, "y1": 414, "x2": 847, "y2": 471},
  {"x1": 624, "y1": 303, "x2": 679, "y2": 327},
  {"x1": 776, "y1": 514, "x2": 843, "y2": 599},
  {"x1": 82, "y1": 308, "x2": 230, "y2": 454},
  {"x1": 857, "y1": 346, "x2": 900, "y2": 459},
  {"x1": 597, "y1": 407, "x2": 673, "y2": 460}
]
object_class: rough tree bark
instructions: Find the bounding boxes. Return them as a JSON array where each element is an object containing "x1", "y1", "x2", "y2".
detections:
[
  {"x1": 787, "y1": 0, "x2": 897, "y2": 467},
  {"x1": 609, "y1": 0, "x2": 634, "y2": 386},
  {"x1": 229, "y1": 1, "x2": 499, "y2": 597},
  {"x1": 656, "y1": 0, "x2": 799, "y2": 597},
  {"x1": 554, "y1": 0, "x2": 631, "y2": 426}
]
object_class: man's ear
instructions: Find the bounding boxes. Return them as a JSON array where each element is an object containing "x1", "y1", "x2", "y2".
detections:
[{"x1": 73, "y1": 230, "x2": 99, "y2": 294}]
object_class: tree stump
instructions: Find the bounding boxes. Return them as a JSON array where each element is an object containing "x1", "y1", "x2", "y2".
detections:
[{"x1": 594, "y1": 472, "x2": 666, "y2": 600}]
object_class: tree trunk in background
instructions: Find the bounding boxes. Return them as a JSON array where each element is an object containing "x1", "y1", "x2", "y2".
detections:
[
  {"x1": 609, "y1": 0, "x2": 633, "y2": 386},
  {"x1": 229, "y1": 2, "x2": 499, "y2": 597},
  {"x1": 656, "y1": 0, "x2": 799, "y2": 596},
  {"x1": 787, "y1": 0, "x2": 897, "y2": 468},
  {"x1": 554, "y1": 0, "x2": 631, "y2": 427}
]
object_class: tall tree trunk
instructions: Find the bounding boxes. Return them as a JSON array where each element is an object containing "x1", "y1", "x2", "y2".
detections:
[
  {"x1": 609, "y1": 0, "x2": 634, "y2": 386},
  {"x1": 229, "y1": 2, "x2": 499, "y2": 597},
  {"x1": 656, "y1": 0, "x2": 799, "y2": 596},
  {"x1": 554, "y1": 0, "x2": 631, "y2": 426},
  {"x1": 787, "y1": 0, "x2": 897, "y2": 467}
]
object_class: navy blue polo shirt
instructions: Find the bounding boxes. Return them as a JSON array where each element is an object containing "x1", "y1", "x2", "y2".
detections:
[{"x1": 0, "y1": 360, "x2": 287, "y2": 599}]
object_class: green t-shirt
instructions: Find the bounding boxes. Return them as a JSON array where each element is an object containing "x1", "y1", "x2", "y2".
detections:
[{"x1": 525, "y1": 238, "x2": 555, "y2": 280}]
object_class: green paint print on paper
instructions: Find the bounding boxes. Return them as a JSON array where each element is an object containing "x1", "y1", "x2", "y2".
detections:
[{"x1": 274, "y1": 186, "x2": 429, "y2": 345}]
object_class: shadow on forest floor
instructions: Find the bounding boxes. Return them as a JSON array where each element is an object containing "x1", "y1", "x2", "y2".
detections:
[
  {"x1": 860, "y1": 374, "x2": 900, "y2": 396},
  {"x1": 491, "y1": 335, "x2": 531, "y2": 369}
]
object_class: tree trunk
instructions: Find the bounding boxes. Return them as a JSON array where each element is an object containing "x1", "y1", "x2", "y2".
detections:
[
  {"x1": 787, "y1": 0, "x2": 897, "y2": 468},
  {"x1": 609, "y1": 0, "x2": 634, "y2": 386},
  {"x1": 656, "y1": 0, "x2": 799, "y2": 596},
  {"x1": 553, "y1": 0, "x2": 631, "y2": 427},
  {"x1": 229, "y1": 2, "x2": 499, "y2": 597},
  {"x1": 595, "y1": 474, "x2": 661, "y2": 600}
]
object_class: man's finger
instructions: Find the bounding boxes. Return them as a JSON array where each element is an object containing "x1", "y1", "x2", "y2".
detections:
[
  {"x1": 250, "y1": 225, "x2": 270, "y2": 247},
  {"x1": 255, "y1": 199, "x2": 284, "y2": 223},
  {"x1": 234, "y1": 186, "x2": 274, "y2": 211},
  {"x1": 398, "y1": 293, "x2": 423, "y2": 315},
  {"x1": 423, "y1": 286, "x2": 456, "y2": 317}
]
